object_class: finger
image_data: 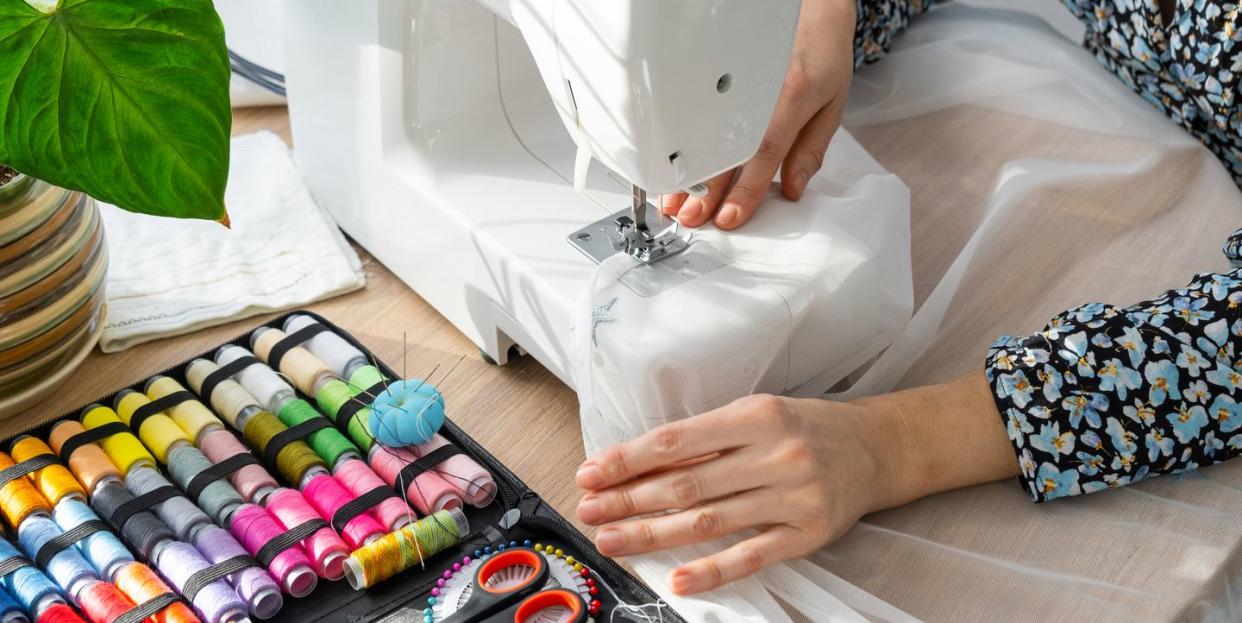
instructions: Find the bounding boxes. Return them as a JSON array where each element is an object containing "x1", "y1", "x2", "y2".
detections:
[
  {"x1": 661, "y1": 192, "x2": 688, "y2": 215},
  {"x1": 592, "y1": 489, "x2": 783, "y2": 557},
  {"x1": 576, "y1": 397, "x2": 773, "y2": 490},
  {"x1": 676, "y1": 169, "x2": 734, "y2": 227},
  {"x1": 715, "y1": 74, "x2": 817, "y2": 229},
  {"x1": 577, "y1": 447, "x2": 770, "y2": 524},
  {"x1": 780, "y1": 101, "x2": 842, "y2": 201},
  {"x1": 668, "y1": 525, "x2": 808, "y2": 595}
]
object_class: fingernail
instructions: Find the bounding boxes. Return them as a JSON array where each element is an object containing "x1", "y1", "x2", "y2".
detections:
[
  {"x1": 670, "y1": 569, "x2": 696, "y2": 595},
  {"x1": 679, "y1": 201, "x2": 702, "y2": 223},
  {"x1": 577, "y1": 463, "x2": 602, "y2": 489},
  {"x1": 596, "y1": 528, "x2": 624, "y2": 555},
  {"x1": 716, "y1": 203, "x2": 739, "y2": 228},
  {"x1": 577, "y1": 496, "x2": 602, "y2": 522}
]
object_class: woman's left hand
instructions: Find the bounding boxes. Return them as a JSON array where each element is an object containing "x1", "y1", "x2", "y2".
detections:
[{"x1": 574, "y1": 394, "x2": 890, "y2": 596}]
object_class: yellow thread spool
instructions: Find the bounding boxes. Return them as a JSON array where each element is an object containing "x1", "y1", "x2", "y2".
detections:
[
  {"x1": 251, "y1": 328, "x2": 334, "y2": 396},
  {"x1": 114, "y1": 391, "x2": 192, "y2": 463},
  {"x1": 49, "y1": 421, "x2": 120, "y2": 493},
  {"x1": 81, "y1": 405, "x2": 156, "y2": 475},
  {"x1": 9, "y1": 436, "x2": 85, "y2": 505},
  {"x1": 0, "y1": 451, "x2": 51, "y2": 526},
  {"x1": 145, "y1": 376, "x2": 224, "y2": 443}
]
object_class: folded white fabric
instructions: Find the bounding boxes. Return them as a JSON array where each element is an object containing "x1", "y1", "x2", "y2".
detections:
[{"x1": 98, "y1": 131, "x2": 364, "y2": 353}]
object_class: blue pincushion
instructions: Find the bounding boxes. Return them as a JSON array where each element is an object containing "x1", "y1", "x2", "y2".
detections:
[{"x1": 369, "y1": 379, "x2": 445, "y2": 446}]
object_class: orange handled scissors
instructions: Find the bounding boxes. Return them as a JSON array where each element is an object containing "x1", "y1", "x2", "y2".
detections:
[{"x1": 442, "y1": 548, "x2": 588, "y2": 623}]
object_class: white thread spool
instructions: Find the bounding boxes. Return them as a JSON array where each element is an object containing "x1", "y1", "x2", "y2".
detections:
[{"x1": 283, "y1": 315, "x2": 368, "y2": 378}]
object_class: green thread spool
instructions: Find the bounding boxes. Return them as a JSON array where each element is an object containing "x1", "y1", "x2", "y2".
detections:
[
  {"x1": 316, "y1": 378, "x2": 376, "y2": 452},
  {"x1": 242, "y1": 411, "x2": 325, "y2": 485},
  {"x1": 276, "y1": 399, "x2": 359, "y2": 468}
]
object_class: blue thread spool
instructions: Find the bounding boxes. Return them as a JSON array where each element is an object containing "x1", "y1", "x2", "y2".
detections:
[
  {"x1": 368, "y1": 379, "x2": 445, "y2": 446},
  {"x1": 50, "y1": 500, "x2": 133, "y2": 580},
  {"x1": 16, "y1": 516, "x2": 97, "y2": 598},
  {"x1": 0, "y1": 584, "x2": 24, "y2": 623},
  {"x1": 0, "y1": 538, "x2": 60, "y2": 614}
]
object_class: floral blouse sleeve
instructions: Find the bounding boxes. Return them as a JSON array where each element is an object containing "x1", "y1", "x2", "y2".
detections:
[
  {"x1": 987, "y1": 229, "x2": 1242, "y2": 502},
  {"x1": 853, "y1": 0, "x2": 942, "y2": 68}
]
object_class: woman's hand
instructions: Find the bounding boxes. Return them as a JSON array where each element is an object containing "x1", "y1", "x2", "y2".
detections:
[
  {"x1": 575, "y1": 372, "x2": 1020, "y2": 596},
  {"x1": 661, "y1": 0, "x2": 858, "y2": 230}
]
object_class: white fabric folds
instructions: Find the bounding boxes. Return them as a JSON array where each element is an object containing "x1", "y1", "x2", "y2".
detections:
[
  {"x1": 572, "y1": 5, "x2": 1242, "y2": 622},
  {"x1": 99, "y1": 131, "x2": 364, "y2": 353}
]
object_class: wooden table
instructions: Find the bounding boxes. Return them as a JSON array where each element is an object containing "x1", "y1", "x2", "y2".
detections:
[{"x1": 23, "y1": 106, "x2": 593, "y2": 536}]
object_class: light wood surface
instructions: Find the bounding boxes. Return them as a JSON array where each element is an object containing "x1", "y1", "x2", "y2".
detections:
[{"x1": 21, "y1": 106, "x2": 592, "y2": 536}]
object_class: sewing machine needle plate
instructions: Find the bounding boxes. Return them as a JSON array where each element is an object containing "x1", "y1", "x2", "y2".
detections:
[{"x1": 567, "y1": 207, "x2": 688, "y2": 264}]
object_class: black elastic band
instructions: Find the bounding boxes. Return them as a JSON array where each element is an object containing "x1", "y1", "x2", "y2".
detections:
[
  {"x1": 114, "y1": 592, "x2": 179, "y2": 623},
  {"x1": 0, "y1": 454, "x2": 59, "y2": 489},
  {"x1": 331, "y1": 485, "x2": 397, "y2": 533},
  {"x1": 185, "y1": 453, "x2": 260, "y2": 502},
  {"x1": 107, "y1": 486, "x2": 181, "y2": 532},
  {"x1": 255, "y1": 518, "x2": 327, "y2": 568},
  {"x1": 129, "y1": 391, "x2": 195, "y2": 436},
  {"x1": 58, "y1": 422, "x2": 130, "y2": 460},
  {"x1": 394, "y1": 445, "x2": 462, "y2": 492},
  {"x1": 0, "y1": 555, "x2": 30, "y2": 579},
  {"x1": 182, "y1": 555, "x2": 257, "y2": 603},
  {"x1": 261, "y1": 418, "x2": 332, "y2": 468},
  {"x1": 198, "y1": 356, "x2": 259, "y2": 406},
  {"x1": 35, "y1": 520, "x2": 107, "y2": 569},
  {"x1": 266, "y1": 324, "x2": 328, "y2": 371},
  {"x1": 334, "y1": 381, "x2": 387, "y2": 429}
]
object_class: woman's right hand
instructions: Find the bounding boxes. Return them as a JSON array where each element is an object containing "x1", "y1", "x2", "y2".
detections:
[{"x1": 662, "y1": 0, "x2": 859, "y2": 230}]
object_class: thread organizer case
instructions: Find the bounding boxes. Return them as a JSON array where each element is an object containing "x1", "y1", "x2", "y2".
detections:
[{"x1": 0, "y1": 311, "x2": 678, "y2": 623}]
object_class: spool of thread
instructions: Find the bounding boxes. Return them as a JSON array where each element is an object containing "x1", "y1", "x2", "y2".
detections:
[
  {"x1": 228, "y1": 505, "x2": 315, "y2": 598},
  {"x1": 238, "y1": 412, "x2": 324, "y2": 488},
  {"x1": 87, "y1": 482, "x2": 172, "y2": 561},
  {"x1": 274, "y1": 400, "x2": 358, "y2": 470},
  {"x1": 164, "y1": 447, "x2": 244, "y2": 525},
  {"x1": 143, "y1": 377, "x2": 224, "y2": 444},
  {"x1": 34, "y1": 604, "x2": 82, "y2": 623},
  {"x1": 113, "y1": 391, "x2": 192, "y2": 465},
  {"x1": 123, "y1": 468, "x2": 210, "y2": 542},
  {"x1": 416, "y1": 435, "x2": 496, "y2": 507},
  {"x1": 16, "y1": 517, "x2": 96, "y2": 598},
  {"x1": 314, "y1": 379, "x2": 374, "y2": 453},
  {"x1": 300, "y1": 475, "x2": 383, "y2": 549},
  {"x1": 282, "y1": 316, "x2": 369, "y2": 380},
  {"x1": 47, "y1": 423, "x2": 119, "y2": 494},
  {"x1": 0, "y1": 584, "x2": 25, "y2": 623},
  {"x1": 49, "y1": 501, "x2": 132, "y2": 580},
  {"x1": 190, "y1": 527, "x2": 280, "y2": 620},
  {"x1": 250, "y1": 329, "x2": 333, "y2": 398},
  {"x1": 331, "y1": 459, "x2": 413, "y2": 531},
  {"x1": 0, "y1": 538, "x2": 62, "y2": 614},
  {"x1": 111, "y1": 563, "x2": 200, "y2": 623},
  {"x1": 211, "y1": 348, "x2": 294, "y2": 417},
  {"x1": 261, "y1": 490, "x2": 346, "y2": 581},
  {"x1": 147, "y1": 543, "x2": 246, "y2": 623},
  {"x1": 342, "y1": 509, "x2": 468, "y2": 590},
  {"x1": 0, "y1": 452, "x2": 53, "y2": 527},
  {"x1": 74, "y1": 581, "x2": 133, "y2": 623},
  {"x1": 79, "y1": 407, "x2": 154, "y2": 476},
  {"x1": 366, "y1": 446, "x2": 460, "y2": 515},
  {"x1": 366, "y1": 379, "x2": 445, "y2": 447},
  {"x1": 195, "y1": 431, "x2": 275, "y2": 503},
  {"x1": 9, "y1": 439, "x2": 86, "y2": 506},
  {"x1": 184, "y1": 361, "x2": 261, "y2": 432}
]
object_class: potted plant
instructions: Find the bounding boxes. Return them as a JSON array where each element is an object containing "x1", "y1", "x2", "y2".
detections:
[{"x1": 0, "y1": 0, "x2": 231, "y2": 413}]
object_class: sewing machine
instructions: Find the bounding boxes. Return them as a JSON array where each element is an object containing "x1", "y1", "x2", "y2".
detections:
[{"x1": 283, "y1": 0, "x2": 801, "y2": 382}]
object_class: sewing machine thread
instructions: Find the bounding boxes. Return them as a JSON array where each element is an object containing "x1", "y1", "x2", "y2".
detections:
[
  {"x1": 228, "y1": 504, "x2": 315, "y2": 598},
  {"x1": 342, "y1": 509, "x2": 466, "y2": 590},
  {"x1": 300, "y1": 475, "x2": 383, "y2": 549},
  {"x1": 8, "y1": 438, "x2": 85, "y2": 506},
  {"x1": 262, "y1": 488, "x2": 346, "y2": 581}
]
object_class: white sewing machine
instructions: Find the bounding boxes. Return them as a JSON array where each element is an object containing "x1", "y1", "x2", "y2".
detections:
[{"x1": 283, "y1": 0, "x2": 802, "y2": 382}]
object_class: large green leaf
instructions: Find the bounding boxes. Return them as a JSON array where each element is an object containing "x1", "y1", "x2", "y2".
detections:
[{"x1": 0, "y1": 0, "x2": 230, "y2": 220}]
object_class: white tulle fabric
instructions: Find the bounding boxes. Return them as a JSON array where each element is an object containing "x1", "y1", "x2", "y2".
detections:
[{"x1": 572, "y1": 6, "x2": 1242, "y2": 622}]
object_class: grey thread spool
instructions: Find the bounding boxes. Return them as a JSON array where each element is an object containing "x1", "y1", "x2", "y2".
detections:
[
  {"x1": 124, "y1": 466, "x2": 213, "y2": 540},
  {"x1": 165, "y1": 446, "x2": 245, "y2": 525},
  {"x1": 88, "y1": 480, "x2": 174, "y2": 560}
]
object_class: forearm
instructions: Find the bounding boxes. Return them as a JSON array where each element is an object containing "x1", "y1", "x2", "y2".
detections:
[{"x1": 854, "y1": 371, "x2": 1018, "y2": 510}]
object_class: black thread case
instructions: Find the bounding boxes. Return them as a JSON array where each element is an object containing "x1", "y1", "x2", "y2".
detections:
[{"x1": 5, "y1": 311, "x2": 679, "y2": 623}]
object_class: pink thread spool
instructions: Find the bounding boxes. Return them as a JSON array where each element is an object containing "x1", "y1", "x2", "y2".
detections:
[
  {"x1": 199, "y1": 429, "x2": 278, "y2": 502},
  {"x1": 417, "y1": 434, "x2": 497, "y2": 507},
  {"x1": 367, "y1": 446, "x2": 462, "y2": 515},
  {"x1": 301, "y1": 474, "x2": 384, "y2": 548},
  {"x1": 230, "y1": 503, "x2": 317, "y2": 598},
  {"x1": 263, "y1": 488, "x2": 348, "y2": 581},
  {"x1": 332, "y1": 458, "x2": 415, "y2": 530}
]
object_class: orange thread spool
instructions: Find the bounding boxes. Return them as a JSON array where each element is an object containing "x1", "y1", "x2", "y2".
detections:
[
  {"x1": 113, "y1": 562, "x2": 200, "y2": 623},
  {"x1": 10, "y1": 436, "x2": 87, "y2": 505},
  {"x1": 0, "y1": 451, "x2": 52, "y2": 527},
  {"x1": 75, "y1": 580, "x2": 134, "y2": 623},
  {"x1": 49, "y1": 421, "x2": 121, "y2": 494}
]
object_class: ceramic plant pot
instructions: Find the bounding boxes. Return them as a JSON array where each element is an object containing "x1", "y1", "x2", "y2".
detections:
[{"x1": 0, "y1": 170, "x2": 107, "y2": 417}]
